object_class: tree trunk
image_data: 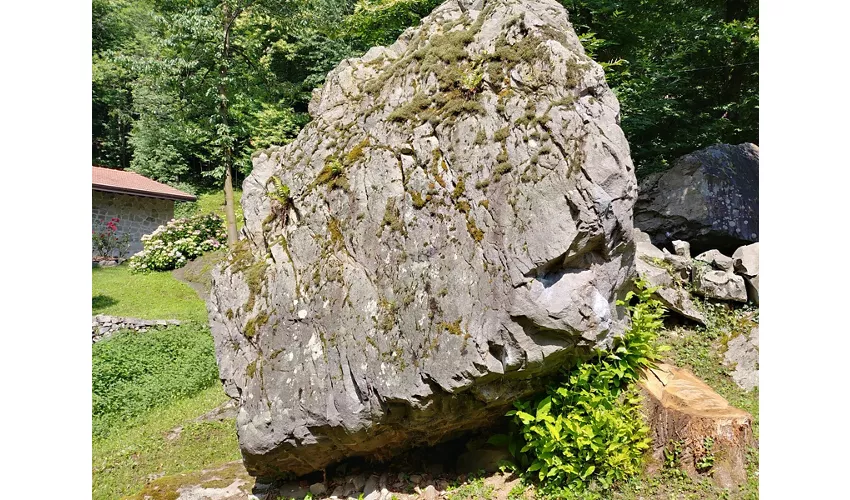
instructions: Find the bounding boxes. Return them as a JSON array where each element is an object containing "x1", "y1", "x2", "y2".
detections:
[{"x1": 220, "y1": 2, "x2": 238, "y2": 247}]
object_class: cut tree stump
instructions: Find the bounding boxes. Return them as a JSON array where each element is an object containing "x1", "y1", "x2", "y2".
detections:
[{"x1": 640, "y1": 363, "x2": 754, "y2": 489}]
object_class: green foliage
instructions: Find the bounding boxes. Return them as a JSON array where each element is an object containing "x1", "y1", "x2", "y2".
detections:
[
  {"x1": 507, "y1": 280, "x2": 666, "y2": 494},
  {"x1": 94, "y1": 0, "x2": 758, "y2": 185},
  {"x1": 561, "y1": 0, "x2": 759, "y2": 175},
  {"x1": 696, "y1": 437, "x2": 715, "y2": 472},
  {"x1": 92, "y1": 323, "x2": 220, "y2": 439},
  {"x1": 129, "y1": 213, "x2": 226, "y2": 272},
  {"x1": 176, "y1": 189, "x2": 245, "y2": 230}
]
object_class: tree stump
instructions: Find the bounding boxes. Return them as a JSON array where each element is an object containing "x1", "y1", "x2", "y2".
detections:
[{"x1": 640, "y1": 364, "x2": 754, "y2": 489}]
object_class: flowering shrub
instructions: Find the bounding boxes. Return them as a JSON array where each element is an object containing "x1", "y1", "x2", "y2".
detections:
[
  {"x1": 129, "y1": 213, "x2": 225, "y2": 272},
  {"x1": 93, "y1": 217, "x2": 130, "y2": 259}
]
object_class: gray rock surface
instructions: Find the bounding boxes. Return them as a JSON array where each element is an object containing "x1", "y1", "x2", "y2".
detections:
[
  {"x1": 635, "y1": 143, "x2": 759, "y2": 255},
  {"x1": 732, "y1": 242, "x2": 759, "y2": 304},
  {"x1": 672, "y1": 240, "x2": 690, "y2": 259},
  {"x1": 695, "y1": 249, "x2": 734, "y2": 272},
  {"x1": 732, "y1": 242, "x2": 758, "y2": 276},
  {"x1": 744, "y1": 275, "x2": 759, "y2": 305},
  {"x1": 693, "y1": 267, "x2": 747, "y2": 302},
  {"x1": 724, "y1": 326, "x2": 759, "y2": 391},
  {"x1": 634, "y1": 230, "x2": 705, "y2": 324},
  {"x1": 208, "y1": 0, "x2": 637, "y2": 479}
]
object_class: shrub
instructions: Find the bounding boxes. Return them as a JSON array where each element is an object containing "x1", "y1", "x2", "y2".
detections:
[
  {"x1": 505, "y1": 280, "x2": 667, "y2": 494},
  {"x1": 92, "y1": 217, "x2": 130, "y2": 259},
  {"x1": 92, "y1": 323, "x2": 220, "y2": 438},
  {"x1": 129, "y1": 213, "x2": 225, "y2": 272}
]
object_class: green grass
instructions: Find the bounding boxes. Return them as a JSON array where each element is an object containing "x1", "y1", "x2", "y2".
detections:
[
  {"x1": 92, "y1": 386, "x2": 239, "y2": 500},
  {"x1": 175, "y1": 189, "x2": 244, "y2": 230},
  {"x1": 92, "y1": 264, "x2": 207, "y2": 322},
  {"x1": 92, "y1": 256, "x2": 234, "y2": 499},
  {"x1": 92, "y1": 323, "x2": 221, "y2": 438},
  {"x1": 448, "y1": 475, "x2": 496, "y2": 500}
]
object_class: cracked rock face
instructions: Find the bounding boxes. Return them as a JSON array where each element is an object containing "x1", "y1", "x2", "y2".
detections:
[{"x1": 208, "y1": 0, "x2": 637, "y2": 478}]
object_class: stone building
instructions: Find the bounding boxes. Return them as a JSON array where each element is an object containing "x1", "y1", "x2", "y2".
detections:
[{"x1": 92, "y1": 166, "x2": 196, "y2": 256}]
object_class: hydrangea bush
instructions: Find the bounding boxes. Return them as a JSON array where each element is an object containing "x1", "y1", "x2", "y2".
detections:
[{"x1": 129, "y1": 213, "x2": 226, "y2": 272}]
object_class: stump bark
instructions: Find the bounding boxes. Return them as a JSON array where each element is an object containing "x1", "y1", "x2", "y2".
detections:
[{"x1": 640, "y1": 364, "x2": 754, "y2": 489}]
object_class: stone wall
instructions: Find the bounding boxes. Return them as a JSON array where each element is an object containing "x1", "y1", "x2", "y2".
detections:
[
  {"x1": 92, "y1": 190, "x2": 175, "y2": 256},
  {"x1": 92, "y1": 314, "x2": 181, "y2": 343}
]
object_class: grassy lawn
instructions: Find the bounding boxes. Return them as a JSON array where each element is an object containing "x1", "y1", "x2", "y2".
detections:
[
  {"x1": 92, "y1": 386, "x2": 239, "y2": 500},
  {"x1": 92, "y1": 259, "x2": 233, "y2": 498},
  {"x1": 92, "y1": 264, "x2": 207, "y2": 322}
]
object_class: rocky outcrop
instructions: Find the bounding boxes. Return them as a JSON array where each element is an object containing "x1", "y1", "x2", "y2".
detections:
[
  {"x1": 641, "y1": 364, "x2": 754, "y2": 489},
  {"x1": 208, "y1": 0, "x2": 637, "y2": 479},
  {"x1": 635, "y1": 143, "x2": 759, "y2": 255}
]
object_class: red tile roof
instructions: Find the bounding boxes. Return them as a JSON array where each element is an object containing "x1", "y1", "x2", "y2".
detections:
[{"x1": 92, "y1": 166, "x2": 196, "y2": 201}]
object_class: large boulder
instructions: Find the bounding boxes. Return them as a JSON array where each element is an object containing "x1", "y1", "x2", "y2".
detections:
[
  {"x1": 208, "y1": 0, "x2": 637, "y2": 479},
  {"x1": 635, "y1": 143, "x2": 759, "y2": 255}
]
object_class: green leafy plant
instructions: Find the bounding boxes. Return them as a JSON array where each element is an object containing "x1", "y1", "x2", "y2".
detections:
[
  {"x1": 664, "y1": 440, "x2": 682, "y2": 470},
  {"x1": 696, "y1": 437, "x2": 716, "y2": 472},
  {"x1": 128, "y1": 213, "x2": 225, "y2": 272},
  {"x1": 506, "y1": 279, "x2": 667, "y2": 494}
]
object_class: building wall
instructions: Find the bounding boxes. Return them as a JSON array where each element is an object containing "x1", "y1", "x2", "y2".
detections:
[{"x1": 92, "y1": 190, "x2": 175, "y2": 257}]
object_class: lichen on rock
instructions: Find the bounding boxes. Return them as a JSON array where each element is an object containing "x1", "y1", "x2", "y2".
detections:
[{"x1": 208, "y1": 0, "x2": 638, "y2": 479}]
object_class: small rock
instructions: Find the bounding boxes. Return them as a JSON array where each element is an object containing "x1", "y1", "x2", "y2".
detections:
[
  {"x1": 695, "y1": 249, "x2": 734, "y2": 271},
  {"x1": 165, "y1": 426, "x2": 183, "y2": 441},
  {"x1": 421, "y1": 485, "x2": 438, "y2": 500},
  {"x1": 330, "y1": 485, "x2": 347, "y2": 498},
  {"x1": 349, "y1": 474, "x2": 366, "y2": 492},
  {"x1": 663, "y1": 252, "x2": 692, "y2": 280},
  {"x1": 310, "y1": 482, "x2": 327, "y2": 496},
  {"x1": 276, "y1": 482, "x2": 308, "y2": 500},
  {"x1": 409, "y1": 475, "x2": 422, "y2": 485},
  {"x1": 732, "y1": 242, "x2": 759, "y2": 277},
  {"x1": 724, "y1": 326, "x2": 759, "y2": 391},
  {"x1": 363, "y1": 475, "x2": 381, "y2": 500},
  {"x1": 693, "y1": 269, "x2": 747, "y2": 302},
  {"x1": 672, "y1": 240, "x2": 691, "y2": 259}
]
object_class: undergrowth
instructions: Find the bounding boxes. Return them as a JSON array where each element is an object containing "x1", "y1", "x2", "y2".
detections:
[
  {"x1": 92, "y1": 323, "x2": 220, "y2": 438},
  {"x1": 502, "y1": 280, "x2": 667, "y2": 495}
]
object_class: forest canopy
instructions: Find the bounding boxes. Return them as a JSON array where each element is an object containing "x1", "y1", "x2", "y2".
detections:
[{"x1": 92, "y1": 0, "x2": 758, "y2": 189}]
